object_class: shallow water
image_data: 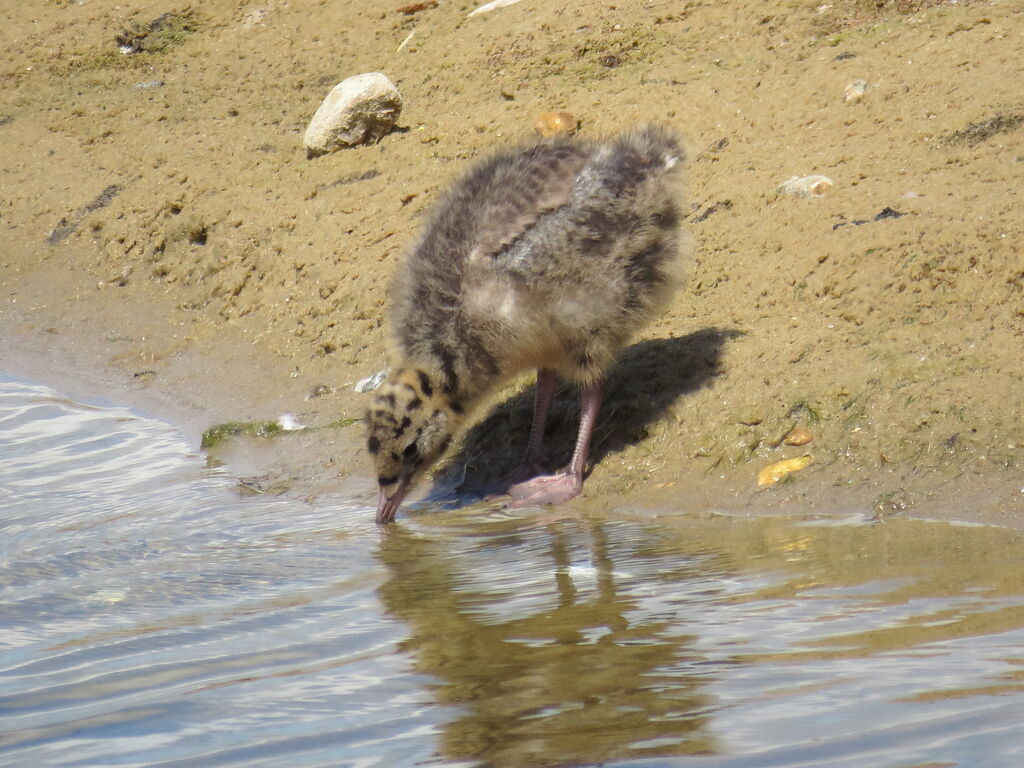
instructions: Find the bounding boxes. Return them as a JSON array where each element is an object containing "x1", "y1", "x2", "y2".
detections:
[{"x1": 1, "y1": 375, "x2": 1023, "y2": 768}]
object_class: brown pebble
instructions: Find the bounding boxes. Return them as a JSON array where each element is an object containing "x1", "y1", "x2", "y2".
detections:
[
  {"x1": 783, "y1": 427, "x2": 813, "y2": 446},
  {"x1": 735, "y1": 409, "x2": 764, "y2": 426},
  {"x1": 306, "y1": 384, "x2": 331, "y2": 400},
  {"x1": 397, "y1": 0, "x2": 438, "y2": 15},
  {"x1": 534, "y1": 111, "x2": 577, "y2": 138}
]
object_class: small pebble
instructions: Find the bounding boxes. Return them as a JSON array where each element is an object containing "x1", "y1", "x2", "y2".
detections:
[
  {"x1": 844, "y1": 79, "x2": 868, "y2": 104},
  {"x1": 783, "y1": 427, "x2": 813, "y2": 446},
  {"x1": 534, "y1": 111, "x2": 577, "y2": 138},
  {"x1": 306, "y1": 384, "x2": 331, "y2": 400},
  {"x1": 757, "y1": 455, "x2": 813, "y2": 487},
  {"x1": 734, "y1": 407, "x2": 764, "y2": 426},
  {"x1": 777, "y1": 175, "x2": 833, "y2": 198}
]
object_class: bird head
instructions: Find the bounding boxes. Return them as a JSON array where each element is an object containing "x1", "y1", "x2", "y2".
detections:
[{"x1": 365, "y1": 367, "x2": 459, "y2": 524}]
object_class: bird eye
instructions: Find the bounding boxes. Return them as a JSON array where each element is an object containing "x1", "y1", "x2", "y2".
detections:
[{"x1": 403, "y1": 443, "x2": 419, "y2": 459}]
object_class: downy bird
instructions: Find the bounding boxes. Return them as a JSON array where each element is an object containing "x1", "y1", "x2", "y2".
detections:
[{"x1": 367, "y1": 125, "x2": 685, "y2": 523}]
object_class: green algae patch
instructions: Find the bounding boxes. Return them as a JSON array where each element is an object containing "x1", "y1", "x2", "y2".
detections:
[
  {"x1": 201, "y1": 420, "x2": 283, "y2": 449},
  {"x1": 570, "y1": 24, "x2": 665, "y2": 79},
  {"x1": 943, "y1": 111, "x2": 1024, "y2": 146},
  {"x1": 116, "y1": 10, "x2": 201, "y2": 55},
  {"x1": 53, "y1": 10, "x2": 202, "y2": 76},
  {"x1": 325, "y1": 417, "x2": 360, "y2": 429}
]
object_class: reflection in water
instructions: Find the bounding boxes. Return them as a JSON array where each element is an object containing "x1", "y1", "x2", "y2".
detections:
[
  {"x1": 2, "y1": 374, "x2": 1024, "y2": 767},
  {"x1": 379, "y1": 509, "x2": 1024, "y2": 767},
  {"x1": 378, "y1": 520, "x2": 714, "y2": 766}
]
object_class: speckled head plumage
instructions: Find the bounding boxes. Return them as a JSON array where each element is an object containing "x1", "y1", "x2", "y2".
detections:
[{"x1": 366, "y1": 367, "x2": 461, "y2": 523}]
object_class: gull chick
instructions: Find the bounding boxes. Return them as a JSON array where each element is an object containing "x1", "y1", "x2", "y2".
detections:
[{"x1": 367, "y1": 125, "x2": 686, "y2": 523}]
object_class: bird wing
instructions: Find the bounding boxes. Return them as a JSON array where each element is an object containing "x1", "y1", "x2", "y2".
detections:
[{"x1": 466, "y1": 143, "x2": 590, "y2": 262}]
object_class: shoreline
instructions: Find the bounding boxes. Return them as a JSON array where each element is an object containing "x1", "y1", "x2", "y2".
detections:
[{"x1": 4, "y1": 264, "x2": 1021, "y2": 531}]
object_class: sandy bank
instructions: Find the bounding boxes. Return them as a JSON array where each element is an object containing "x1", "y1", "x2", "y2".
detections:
[{"x1": 2, "y1": 0, "x2": 1021, "y2": 526}]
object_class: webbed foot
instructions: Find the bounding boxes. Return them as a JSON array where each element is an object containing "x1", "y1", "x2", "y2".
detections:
[{"x1": 507, "y1": 472, "x2": 583, "y2": 508}]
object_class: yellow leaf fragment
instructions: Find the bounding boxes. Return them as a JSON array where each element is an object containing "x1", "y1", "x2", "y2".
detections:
[{"x1": 757, "y1": 455, "x2": 813, "y2": 487}]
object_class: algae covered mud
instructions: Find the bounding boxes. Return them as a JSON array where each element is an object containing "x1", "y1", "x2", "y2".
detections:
[{"x1": 2, "y1": 374, "x2": 1024, "y2": 767}]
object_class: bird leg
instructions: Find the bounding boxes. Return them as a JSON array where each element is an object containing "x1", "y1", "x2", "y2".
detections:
[
  {"x1": 506, "y1": 368, "x2": 557, "y2": 485},
  {"x1": 508, "y1": 379, "x2": 603, "y2": 507}
]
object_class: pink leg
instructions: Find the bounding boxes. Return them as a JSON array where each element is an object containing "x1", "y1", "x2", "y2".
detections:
[
  {"x1": 506, "y1": 368, "x2": 557, "y2": 485},
  {"x1": 508, "y1": 379, "x2": 603, "y2": 507}
]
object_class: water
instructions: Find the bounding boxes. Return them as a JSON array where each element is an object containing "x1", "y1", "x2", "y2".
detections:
[{"x1": 1, "y1": 375, "x2": 1023, "y2": 767}]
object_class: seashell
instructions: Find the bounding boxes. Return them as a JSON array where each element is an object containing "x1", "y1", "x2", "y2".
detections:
[
  {"x1": 844, "y1": 79, "x2": 868, "y2": 104},
  {"x1": 783, "y1": 427, "x2": 813, "y2": 446},
  {"x1": 777, "y1": 175, "x2": 833, "y2": 198},
  {"x1": 277, "y1": 413, "x2": 306, "y2": 431},
  {"x1": 355, "y1": 369, "x2": 388, "y2": 393},
  {"x1": 534, "y1": 111, "x2": 577, "y2": 138},
  {"x1": 757, "y1": 455, "x2": 813, "y2": 487}
]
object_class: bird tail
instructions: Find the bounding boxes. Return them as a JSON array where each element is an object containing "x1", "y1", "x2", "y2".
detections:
[
  {"x1": 602, "y1": 126, "x2": 684, "y2": 186},
  {"x1": 583, "y1": 124, "x2": 684, "y2": 201},
  {"x1": 615, "y1": 124, "x2": 684, "y2": 174},
  {"x1": 586, "y1": 124, "x2": 690, "y2": 314}
]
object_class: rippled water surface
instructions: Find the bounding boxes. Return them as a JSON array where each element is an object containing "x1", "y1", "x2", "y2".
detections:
[{"x1": 2, "y1": 375, "x2": 1023, "y2": 767}]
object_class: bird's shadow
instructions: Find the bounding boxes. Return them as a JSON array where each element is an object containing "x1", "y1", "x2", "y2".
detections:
[{"x1": 426, "y1": 327, "x2": 741, "y2": 505}]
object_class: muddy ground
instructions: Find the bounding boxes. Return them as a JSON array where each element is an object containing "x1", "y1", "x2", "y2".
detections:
[{"x1": 1, "y1": 0, "x2": 1021, "y2": 525}]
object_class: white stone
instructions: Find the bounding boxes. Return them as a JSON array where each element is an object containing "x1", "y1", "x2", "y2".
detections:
[
  {"x1": 777, "y1": 175, "x2": 834, "y2": 198},
  {"x1": 303, "y1": 73, "x2": 402, "y2": 156},
  {"x1": 844, "y1": 79, "x2": 869, "y2": 104}
]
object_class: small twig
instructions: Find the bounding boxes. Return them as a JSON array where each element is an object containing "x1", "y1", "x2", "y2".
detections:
[{"x1": 396, "y1": 30, "x2": 416, "y2": 52}]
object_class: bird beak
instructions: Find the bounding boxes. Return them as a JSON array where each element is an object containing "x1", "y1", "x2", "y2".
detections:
[{"x1": 375, "y1": 478, "x2": 412, "y2": 524}]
